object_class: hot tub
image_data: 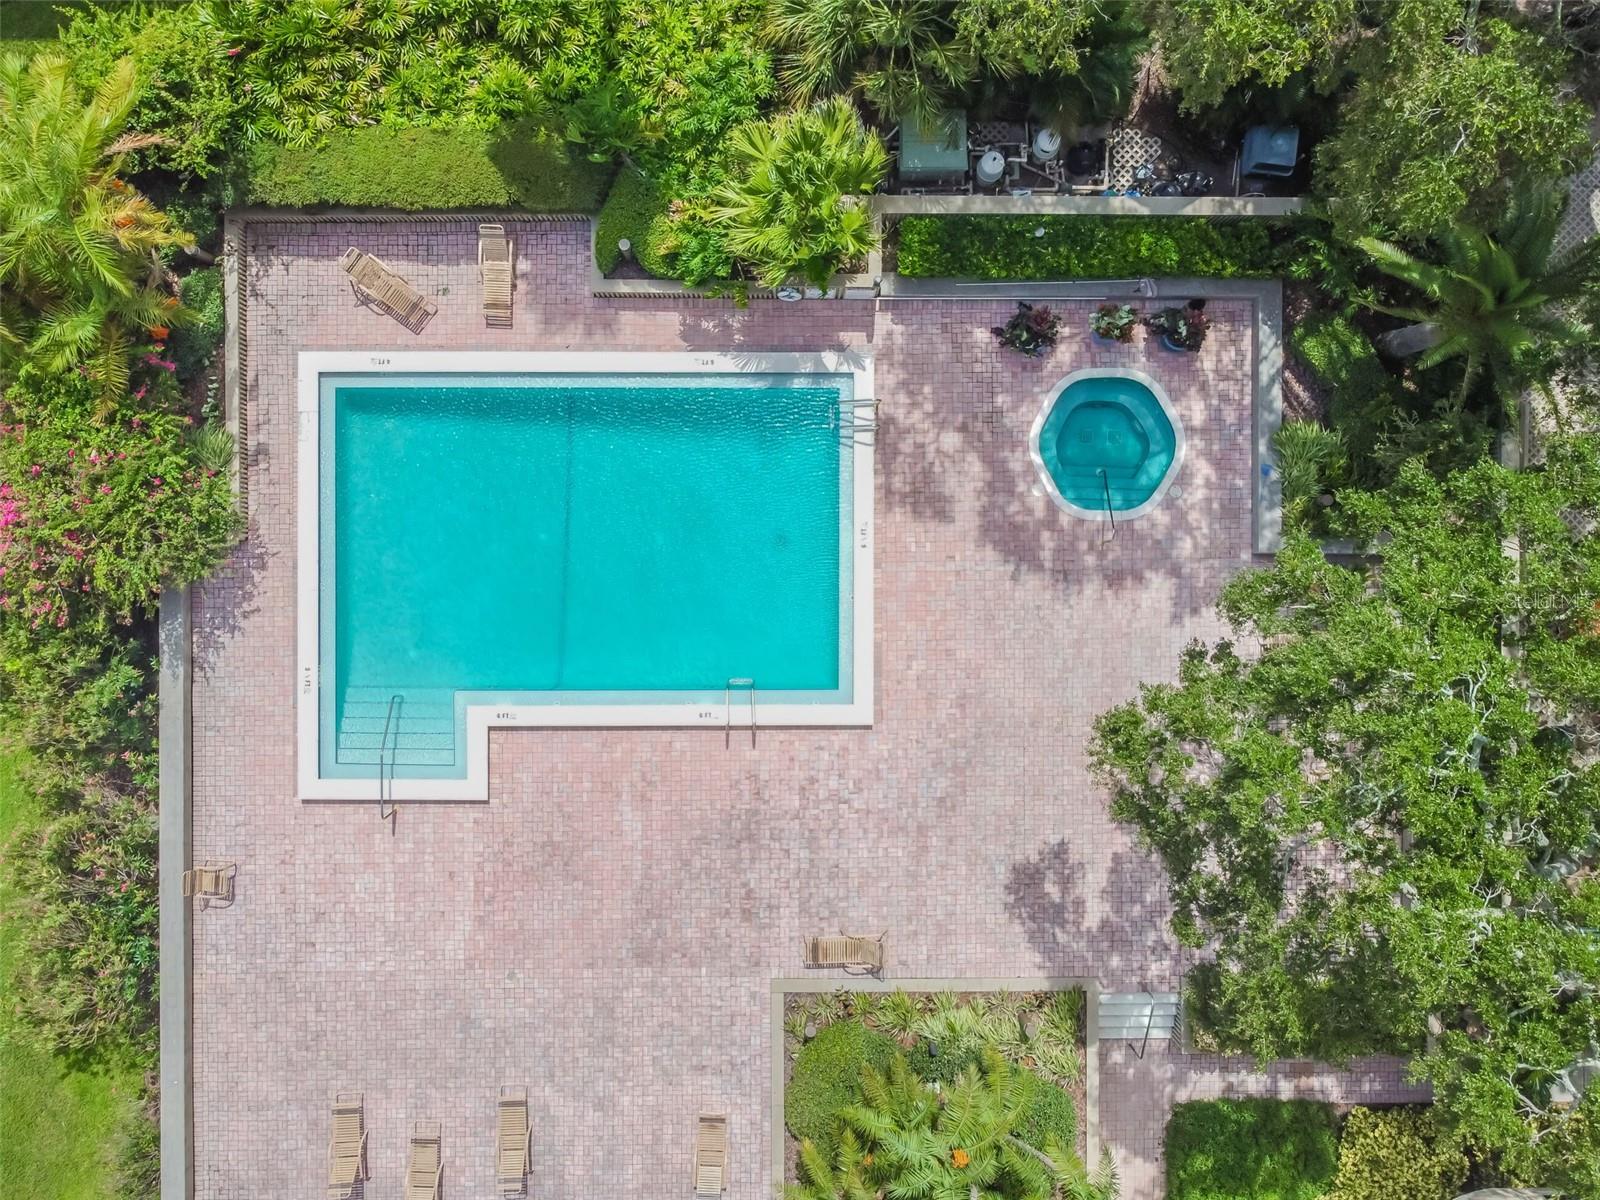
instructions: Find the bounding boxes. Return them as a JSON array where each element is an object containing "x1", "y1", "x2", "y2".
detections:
[{"x1": 1029, "y1": 368, "x2": 1184, "y2": 520}]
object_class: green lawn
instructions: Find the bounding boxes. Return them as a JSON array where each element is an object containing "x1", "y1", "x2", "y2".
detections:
[{"x1": 0, "y1": 746, "x2": 142, "y2": 1200}]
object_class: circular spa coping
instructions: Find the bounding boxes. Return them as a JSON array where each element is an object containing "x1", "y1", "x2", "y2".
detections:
[{"x1": 1028, "y1": 368, "x2": 1185, "y2": 520}]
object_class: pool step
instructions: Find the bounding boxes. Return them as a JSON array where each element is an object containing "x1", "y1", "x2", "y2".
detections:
[{"x1": 335, "y1": 688, "x2": 459, "y2": 768}]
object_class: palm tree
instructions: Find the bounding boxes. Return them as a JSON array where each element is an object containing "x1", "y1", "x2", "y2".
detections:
[
  {"x1": 786, "y1": 1129, "x2": 879, "y2": 1200},
  {"x1": 764, "y1": 0, "x2": 975, "y2": 128},
  {"x1": 1354, "y1": 187, "x2": 1600, "y2": 410},
  {"x1": 0, "y1": 53, "x2": 190, "y2": 395},
  {"x1": 712, "y1": 98, "x2": 888, "y2": 292},
  {"x1": 838, "y1": 1050, "x2": 1120, "y2": 1200}
]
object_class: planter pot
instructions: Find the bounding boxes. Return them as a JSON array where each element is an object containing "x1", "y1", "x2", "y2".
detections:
[
  {"x1": 1091, "y1": 331, "x2": 1133, "y2": 346},
  {"x1": 1160, "y1": 333, "x2": 1196, "y2": 352}
]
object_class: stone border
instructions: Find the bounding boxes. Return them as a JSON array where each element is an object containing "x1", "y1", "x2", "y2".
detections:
[
  {"x1": 871, "y1": 194, "x2": 1305, "y2": 219},
  {"x1": 770, "y1": 977, "x2": 1100, "y2": 1191},
  {"x1": 157, "y1": 587, "x2": 192, "y2": 1200}
]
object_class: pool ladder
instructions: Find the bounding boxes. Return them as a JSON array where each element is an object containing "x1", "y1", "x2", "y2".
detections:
[
  {"x1": 833, "y1": 398, "x2": 879, "y2": 447},
  {"x1": 725, "y1": 678, "x2": 756, "y2": 748},
  {"x1": 377, "y1": 693, "x2": 401, "y2": 830},
  {"x1": 1097, "y1": 469, "x2": 1117, "y2": 542}
]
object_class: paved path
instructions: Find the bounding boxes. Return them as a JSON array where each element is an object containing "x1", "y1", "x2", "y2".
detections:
[{"x1": 189, "y1": 220, "x2": 1422, "y2": 1199}]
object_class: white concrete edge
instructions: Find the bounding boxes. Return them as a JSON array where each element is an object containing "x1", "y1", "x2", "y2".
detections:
[
  {"x1": 1027, "y1": 367, "x2": 1185, "y2": 521},
  {"x1": 872, "y1": 193, "x2": 1305, "y2": 218},
  {"x1": 296, "y1": 350, "x2": 875, "y2": 803},
  {"x1": 157, "y1": 586, "x2": 192, "y2": 1200},
  {"x1": 768, "y1": 978, "x2": 1101, "y2": 1187}
]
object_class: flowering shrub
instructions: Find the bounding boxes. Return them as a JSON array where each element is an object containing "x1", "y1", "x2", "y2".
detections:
[
  {"x1": 0, "y1": 364, "x2": 240, "y2": 628},
  {"x1": 991, "y1": 302, "x2": 1063, "y2": 357}
]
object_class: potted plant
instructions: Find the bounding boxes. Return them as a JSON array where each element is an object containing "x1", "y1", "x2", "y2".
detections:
[
  {"x1": 991, "y1": 301, "x2": 1062, "y2": 357},
  {"x1": 1144, "y1": 300, "x2": 1210, "y2": 351},
  {"x1": 1090, "y1": 302, "x2": 1139, "y2": 343}
]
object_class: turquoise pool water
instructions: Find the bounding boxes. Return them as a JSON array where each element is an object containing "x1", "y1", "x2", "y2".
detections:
[
  {"x1": 318, "y1": 372, "x2": 854, "y2": 778},
  {"x1": 1036, "y1": 375, "x2": 1178, "y2": 512}
]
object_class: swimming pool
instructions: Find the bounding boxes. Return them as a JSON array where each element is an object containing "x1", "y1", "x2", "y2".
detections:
[
  {"x1": 297, "y1": 352, "x2": 874, "y2": 801},
  {"x1": 1029, "y1": 368, "x2": 1183, "y2": 519}
]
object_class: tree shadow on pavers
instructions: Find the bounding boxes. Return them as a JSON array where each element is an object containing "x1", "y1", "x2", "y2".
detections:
[
  {"x1": 191, "y1": 525, "x2": 271, "y2": 673},
  {"x1": 1005, "y1": 840, "x2": 1178, "y2": 989},
  {"x1": 873, "y1": 304, "x2": 1251, "y2": 624}
]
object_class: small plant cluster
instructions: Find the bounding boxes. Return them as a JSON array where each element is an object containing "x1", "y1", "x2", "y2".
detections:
[
  {"x1": 1143, "y1": 301, "x2": 1210, "y2": 351},
  {"x1": 784, "y1": 989, "x2": 1084, "y2": 1087},
  {"x1": 992, "y1": 302, "x2": 1064, "y2": 357},
  {"x1": 1089, "y1": 303, "x2": 1140, "y2": 343}
]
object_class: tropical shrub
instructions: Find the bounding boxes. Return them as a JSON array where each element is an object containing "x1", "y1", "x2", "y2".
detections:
[
  {"x1": 992, "y1": 301, "x2": 1062, "y2": 357},
  {"x1": 246, "y1": 121, "x2": 610, "y2": 211},
  {"x1": 593, "y1": 168, "x2": 675, "y2": 277},
  {"x1": 170, "y1": 267, "x2": 223, "y2": 383},
  {"x1": 1271, "y1": 420, "x2": 1347, "y2": 519},
  {"x1": 1090, "y1": 303, "x2": 1139, "y2": 342},
  {"x1": 712, "y1": 98, "x2": 887, "y2": 290},
  {"x1": 1354, "y1": 187, "x2": 1600, "y2": 409},
  {"x1": 0, "y1": 54, "x2": 190, "y2": 394},
  {"x1": 785, "y1": 1019, "x2": 898, "y2": 1155},
  {"x1": 1144, "y1": 302, "x2": 1209, "y2": 351},
  {"x1": 1012, "y1": 1066, "x2": 1077, "y2": 1154},
  {"x1": 1326, "y1": 1107, "x2": 1469, "y2": 1200},
  {"x1": 1165, "y1": 1100, "x2": 1339, "y2": 1200},
  {"x1": 896, "y1": 216, "x2": 1283, "y2": 281},
  {"x1": 1289, "y1": 313, "x2": 1392, "y2": 409},
  {"x1": 57, "y1": 1, "x2": 241, "y2": 178}
]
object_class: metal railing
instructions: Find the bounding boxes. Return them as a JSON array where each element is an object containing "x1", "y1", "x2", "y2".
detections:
[
  {"x1": 1098, "y1": 469, "x2": 1117, "y2": 542},
  {"x1": 725, "y1": 678, "x2": 756, "y2": 748},
  {"x1": 1128, "y1": 987, "x2": 1158, "y2": 1060},
  {"x1": 377, "y1": 693, "x2": 401, "y2": 828}
]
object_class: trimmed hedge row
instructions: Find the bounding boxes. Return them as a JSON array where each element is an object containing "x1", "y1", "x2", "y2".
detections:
[
  {"x1": 895, "y1": 215, "x2": 1285, "y2": 280},
  {"x1": 593, "y1": 168, "x2": 676, "y2": 276},
  {"x1": 246, "y1": 121, "x2": 611, "y2": 212},
  {"x1": 784, "y1": 1020, "x2": 898, "y2": 1157}
]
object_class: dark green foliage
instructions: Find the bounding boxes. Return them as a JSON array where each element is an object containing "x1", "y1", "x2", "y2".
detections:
[
  {"x1": 594, "y1": 168, "x2": 675, "y2": 277},
  {"x1": 1012, "y1": 1067, "x2": 1077, "y2": 1154},
  {"x1": 1290, "y1": 313, "x2": 1392, "y2": 410},
  {"x1": 1326, "y1": 1107, "x2": 1468, "y2": 1200},
  {"x1": 113, "y1": 1098, "x2": 160, "y2": 1199},
  {"x1": 1165, "y1": 1100, "x2": 1339, "y2": 1200},
  {"x1": 170, "y1": 267, "x2": 222, "y2": 382},
  {"x1": 245, "y1": 122, "x2": 611, "y2": 212},
  {"x1": 903, "y1": 1037, "x2": 983, "y2": 1083},
  {"x1": 896, "y1": 216, "x2": 1283, "y2": 280},
  {"x1": 785, "y1": 1019, "x2": 897, "y2": 1156}
]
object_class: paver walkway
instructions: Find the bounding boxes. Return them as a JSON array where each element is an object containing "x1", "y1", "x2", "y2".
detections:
[{"x1": 189, "y1": 219, "x2": 1422, "y2": 1200}]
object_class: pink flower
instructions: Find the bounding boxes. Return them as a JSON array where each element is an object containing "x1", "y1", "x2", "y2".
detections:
[
  {"x1": 30, "y1": 464, "x2": 40, "y2": 476},
  {"x1": 151, "y1": 476, "x2": 162, "y2": 487},
  {"x1": 67, "y1": 449, "x2": 74, "y2": 459},
  {"x1": 99, "y1": 485, "x2": 112, "y2": 495},
  {"x1": 119, "y1": 881, "x2": 129, "y2": 892},
  {"x1": 227, "y1": 45, "x2": 242, "y2": 55}
]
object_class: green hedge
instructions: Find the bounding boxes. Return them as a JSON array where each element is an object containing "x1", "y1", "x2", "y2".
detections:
[
  {"x1": 246, "y1": 120, "x2": 611, "y2": 212},
  {"x1": 594, "y1": 168, "x2": 676, "y2": 276},
  {"x1": 1013, "y1": 1068, "x2": 1077, "y2": 1153},
  {"x1": 895, "y1": 216, "x2": 1284, "y2": 280},
  {"x1": 1290, "y1": 312, "x2": 1393, "y2": 406},
  {"x1": 1166, "y1": 1099, "x2": 1340, "y2": 1200},
  {"x1": 785, "y1": 1020, "x2": 898, "y2": 1157},
  {"x1": 1328, "y1": 1107, "x2": 1469, "y2": 1200}
]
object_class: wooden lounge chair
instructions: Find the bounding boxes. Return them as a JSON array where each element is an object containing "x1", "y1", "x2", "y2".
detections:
[
  {"x1": 327, "y1": 1092, "x2": 369, "y2": 1200},
  {"x1": 339, "y1": 247, "x2": 438, "y2": 333},
  {"x1": 181, "y1": 861, "x2": 236, "y2": 910},
  {"x1": 478, "y1": 224, "x2": 514, "y2": 328},
  {"x1": 804, "y1": 931, "x2": 886, "y2": 975},
  {"x1": 496, "y1": 1085, "x2": 530, "y2": 1195},
  {"x1": 407, "y1": 1120, "x2": 443, "y2": 1200},
  {"x1": 693, "y1": 1113, "x2": 727, "y2": 1196}
]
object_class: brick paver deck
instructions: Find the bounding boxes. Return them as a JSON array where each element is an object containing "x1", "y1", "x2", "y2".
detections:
[{"x1": 189, "y1": 220, "x2": 1422, "y2": 1200}]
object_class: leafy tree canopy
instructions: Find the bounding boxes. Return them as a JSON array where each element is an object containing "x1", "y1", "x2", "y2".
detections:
[
  {"x1": 1090, "y1": 440, "x2": 1600, "y2": 1193},
  {"x1": 1147, "y1": 0, "x2": 1361, "y2": 109}
]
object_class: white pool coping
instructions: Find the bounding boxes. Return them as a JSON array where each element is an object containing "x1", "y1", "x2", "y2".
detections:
[
  {"x1": 1028, "y1": 366, "x2": 1185, "y2": 521},
  {"x1": 296, "y1": 350, "x2": 874, "y2": 802}
]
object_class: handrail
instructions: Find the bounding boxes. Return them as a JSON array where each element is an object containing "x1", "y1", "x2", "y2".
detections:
[
  {"x1": 725, "y1": 678, "x2": 756, "y2": 748},
  {"x1": 377, "y1": 693, "x2": 401, "y2": 827},
  {"x1": 1129, "y1": 987, "x2": 1157, "y2": 1060},
  {"x1": 1098, "y1": 469, "x2": 1117, "y2": 541}
]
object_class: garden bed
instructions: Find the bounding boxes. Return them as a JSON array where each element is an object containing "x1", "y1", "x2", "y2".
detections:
[{"x1": 777, "y1": 985, "x2": 1091, "y2": 1192}]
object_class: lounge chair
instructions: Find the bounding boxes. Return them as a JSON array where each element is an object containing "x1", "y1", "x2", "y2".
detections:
[
  {"x1": 181, "y1": 861, "x2": 237, "y2": 910},
  {"x1": 478, "y1": 224, "x2": 514, "y2": 327},
  {"x1": 339, "y1": 247, "x2": 437, "y2": 333},
  {"x1": 407, "y1": 1120, "x2": 443, "y2": 1200},
  {"x1": 496, "y1": 1085, "x2": 530, "y2": 1195},
  {"x1": 804, "y1": 931, "x2": 886, "y2": 975},
  {"x1": 327, "y1": 1092, "x2": 369, "y2": 1200},
  {"x1": 693, "y1": 1114, "x2": 727, "y2": 1196}
]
